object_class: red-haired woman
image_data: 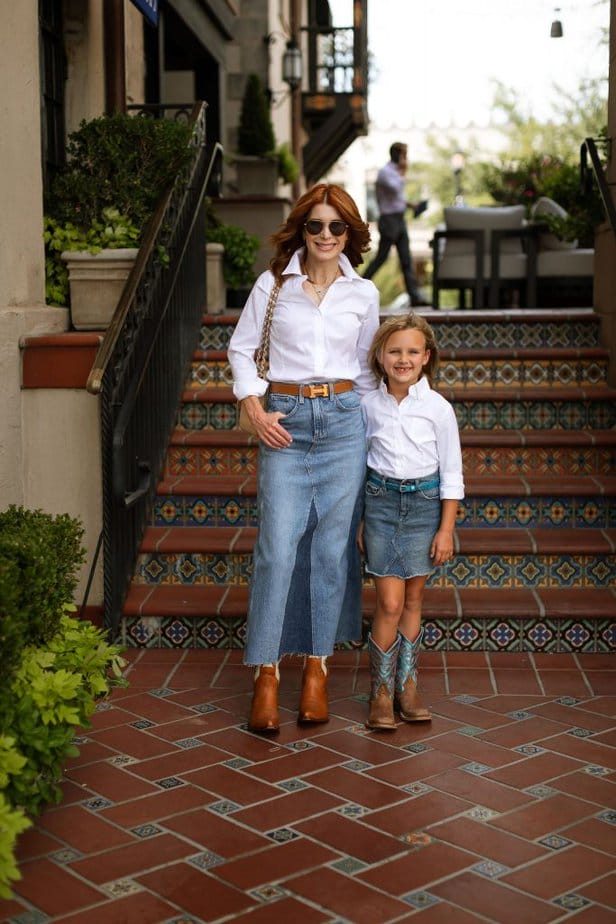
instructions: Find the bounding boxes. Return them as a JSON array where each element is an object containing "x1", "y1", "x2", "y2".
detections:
[{"x1": 228, "y1": 184, "x2": 379, "y2": 733}]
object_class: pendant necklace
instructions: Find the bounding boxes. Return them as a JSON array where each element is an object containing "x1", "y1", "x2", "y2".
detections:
[{"x1": 304, "y1": 266, "x2": 340, "y2": 301}]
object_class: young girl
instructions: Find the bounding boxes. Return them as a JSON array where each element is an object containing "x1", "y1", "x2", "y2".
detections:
[{"x1": 359, "y1": 314, "x2": 464, "y2": 730}]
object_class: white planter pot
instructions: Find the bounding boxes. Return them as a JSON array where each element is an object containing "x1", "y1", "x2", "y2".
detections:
[
  {"x1": 206, "y1": 242, "x2": 225, "y2": 315},
  {"x1": 61, "y1": 248, "x2": 138, "y2": 330},
  {"x1": 234, "y1": 155, "x2": 279, "y2": 196}
]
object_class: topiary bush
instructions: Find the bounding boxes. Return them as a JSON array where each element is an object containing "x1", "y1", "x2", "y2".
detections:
[{"x1": 237, "y1": 73, "x2": 276, "y2": 157}]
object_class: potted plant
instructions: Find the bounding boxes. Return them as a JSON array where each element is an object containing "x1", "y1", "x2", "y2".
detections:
[
  {"x1": 205, "y1": 219, "x2": 260, "y2": 308},
  {"x1": 44, "y1": 112, "x2": 192, "y2": 329},
  {"x1": 234, "y1": 73, "x2": 279, "y2": 196}
]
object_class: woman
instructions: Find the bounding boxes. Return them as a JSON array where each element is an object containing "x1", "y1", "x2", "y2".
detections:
[{"x1": 228, "y1": 183, "x2": 380, "y2": 733}]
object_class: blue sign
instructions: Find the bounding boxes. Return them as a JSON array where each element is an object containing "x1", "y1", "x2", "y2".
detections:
[{"x1": 130, "y1": 0, "x2": 158, "y2": 26}]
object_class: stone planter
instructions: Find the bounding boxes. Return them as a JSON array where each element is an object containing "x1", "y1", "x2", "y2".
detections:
[
  {"x1": 234, "y1": 155, "x2": 278, "y2": 196},
  {"x1": 61, "y1": 248, "x2": 138, "y2": 330},
  {"x1": 206, "y1": 242, "x2": 225, "y2": 315}
]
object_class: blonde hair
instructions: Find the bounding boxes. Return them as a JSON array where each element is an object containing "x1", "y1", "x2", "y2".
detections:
[{"x1": 369, "y1": 313, "x2": 439, "y2": 384}]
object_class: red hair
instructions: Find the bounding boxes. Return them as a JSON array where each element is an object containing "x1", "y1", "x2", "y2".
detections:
[{"x1": 269, "y1": 183, "x2": 371, "y2": 283}]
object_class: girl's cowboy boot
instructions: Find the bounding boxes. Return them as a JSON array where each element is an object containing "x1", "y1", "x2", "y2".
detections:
[
  {"x1": 395, "y1": 629, "x2": 431, "y2": 722},
  {"x1": 366, "y1": 634, "x2": 400, "y2": 731},
  {"x1": 298, "y1": 656, "x2": 329, "y2": 723},
  {"x1": 248, "y1": 663, "x2": 280, "y2": 733}
]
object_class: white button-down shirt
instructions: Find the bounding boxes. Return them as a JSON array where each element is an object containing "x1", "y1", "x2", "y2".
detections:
[
  {"x1": 228, "y1": 250, "x2": 380, "y2": 399},
  {"x1": 361, "y1": 377, "x2": 465, "y2": 500}
]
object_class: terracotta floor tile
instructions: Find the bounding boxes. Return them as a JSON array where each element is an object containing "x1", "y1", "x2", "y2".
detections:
[
  {"x1": 476, "y1": 694, "x2": 551, "y2": 714},
  {"x1": 294, "y1": 812, "x2": 403, "y2": 864},
  {"x1": 87, "y1": 703, "x2": 142, "y2": 732},
  {"x1": 223, "y1": 897, "x2": 333, "y2": 923},
  {"x1": 559, "y1": 908, "x2": 616, "y2": 924},
  {"x1": 551, "y1": 769, "x2": 616, "y2": 806},
  {"x1": 401, "y1": 904, "x2": 491, "y2": 923},
  {"x1": 428, "y1": 730, "x2": 516, "y2": 768},
  {"x1": 531, "y1": 700, "x2": 615, "y2": 732},
  {"x1": 535, "y1": 731, "x2": 616, "y2": 769},
  {"x1": 367, "y1": 789, "x2": 473, "y2": 837},
  {"x1": 580, "y1": 695, "x2": 616, "y2": 717},
  {"x1": 231, "y1": 785, "x2": 344, "y2": 831},
  {"x1": 164, "y1": 806, "x2": 269, "y2": 856},
  {"x1": 129, "y1": 740, "x2": 231, "y2": 779},
  {"x1": 478, "y1": 715, "x2": 568, "y2": 748},
  {"x1": 89, "y1": 724, "x2": 179, "y2": 760},
  {"x1": 114, "y1": 690, "x2": 197, "y2": 723},
  {"x1": 490, "y1": 792, "x2": 598, "y2": 839},
  {"x1": 13, "y1": 858, "x2": 104, "y2": 916},
  {"x1": 68, "y1": 832, "x2": 194, "y2": 884},
  {"x1": 432, "y1": 871, "x2": 559, "y2": 923},
  {"x1": 561, "y1": 816, "x2": 616, "y2": 853},
  {"x1": 427, "y1": 768, "x2": 533, "y2": 812},
  {"x1": 183, "y1": 763, "x2": 281, "y2": 805},
  {"x1": 502, "y1": 844, "x2": 615, "y2": 899},
  {"x1": 214, "y1": 838, "x2": 338, "y2": 890},
  {"x1": 577, "y1": 871, "x2": 616, "y2": 907},
  {"x1": 586, "y1": 671, "x2": 616, "y2": 695},
  {"x1": 367, "y1": 749, "x2": 464, "y2": 786},
  {"x1": 100, "y1": 782, "x2": 210, "y2": 827},
  {"x1": 307, "y1": 765, "x2": 407, "y2": 809},
  {"x1": 202, "y1": 726, "x2": 291, "y2": 762},
  {"x1": 359, "y1": 839, "x2": 476, "y2": 894},
  {"x1": 243, "y1": 743, "x2": 342, "y2": 783},
  {"x1": 446, "y1": 668, "x2": 497, "y2": 695},
  {"x1": 287, "y1": 866, "x2": 411, "y2": 924},
  {"x1": 315, "y1": 727, "x2": 409, "y2": 764},
  {"x1": 536, "y1": 669, "x2": 594, "y2": 697},
  {"x1": 137, "y1": 862, "x2": 258, "y2": 920},
  {"x1": 51, "y1": 892, "x2": 179, "y2": 924},
  {"x1": 62, "y1": 738, "x2": 117, "y2": 768},
  {"x1": 491, "y1": 668, "x2": 543, "y2": 694},
  {"x1": 429, "y1": 698, "x2": 512, "y2": 729},
  {"x1": 13, "y1": 826, "x2": 61, "y2": 862},
  {"x1": 485, "y1": 751, "x2": 585, "y2": 789},
  {"x1": 37, "y1": 804, "x2": 133, "y2": 853},
  {"x1": 428, "y1": 816, "x2": 546, "y2": 867},
  {"x1": 65, "y1": 761, "x2": 160, "y2": 802}
]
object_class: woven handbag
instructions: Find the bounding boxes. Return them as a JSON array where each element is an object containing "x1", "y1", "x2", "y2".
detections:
[{"x1": 237, "y1": 281, "x2": 281, "y2": 435}]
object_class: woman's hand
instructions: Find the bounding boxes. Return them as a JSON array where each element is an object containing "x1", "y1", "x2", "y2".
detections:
[{"x1": 242, "y1": 396, "x2": 292, "y2": 448}]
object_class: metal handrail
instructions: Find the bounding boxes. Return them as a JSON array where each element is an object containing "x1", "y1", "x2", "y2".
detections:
[
  {"x1": 581, "y1": 136, "x2": 616, "y2": 239},
  {"x1": 85, "y1": 101, "x2": 223, "y2": 635}
]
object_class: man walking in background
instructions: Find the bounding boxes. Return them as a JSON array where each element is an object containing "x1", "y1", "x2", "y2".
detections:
[{"x1": 363, "y1": 142, "x2": 429, "y2": 307}]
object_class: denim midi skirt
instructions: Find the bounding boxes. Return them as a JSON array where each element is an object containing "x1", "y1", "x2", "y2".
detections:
[
  {"x1": 244, "y1": 388, "x2": 366, "y2": 665},
  {"x1": 363, "y1": 470, "x2": 441, "y2": 579}
]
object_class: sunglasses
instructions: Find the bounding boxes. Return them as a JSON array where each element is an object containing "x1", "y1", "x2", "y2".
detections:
[{"x1": 304, "y1": 219, "x2": 348, "y2": 237}]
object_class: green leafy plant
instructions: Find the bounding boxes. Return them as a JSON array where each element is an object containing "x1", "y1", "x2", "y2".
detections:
[
  {"x1": 205, "y1": 221, "x2": 259, "y2": 289},
  {"x1": 237, "y1": 73, "x2": 276, "y2": 157},
  {"x1": 44, "y1": 208, "x2": 141, "y2": 305},
  {"x1": 0, "y1": 793, "x2": 31, "y2": 900},
  {"x1": 44, "y1": 112, "x2": 192, "y2": 305},
  {"x1": 276, "y1": 142, "x2": 299, "y2": 184},
  {"x1": 0, "y1": 506, "x2": 86, "y2": 682}
]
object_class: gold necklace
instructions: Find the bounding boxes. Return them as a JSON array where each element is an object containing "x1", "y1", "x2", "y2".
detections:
[{"x1": 304, "y1": 267, "x2": 340, "y2": 299}]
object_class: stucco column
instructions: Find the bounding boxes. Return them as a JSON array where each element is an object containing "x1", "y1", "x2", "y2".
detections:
[
  {"x1": 594, "y1": 0, "x2": 616, "y2": 384},
  {"x1": 0, "y1": 2, "x2": 69, "y2": 507}
]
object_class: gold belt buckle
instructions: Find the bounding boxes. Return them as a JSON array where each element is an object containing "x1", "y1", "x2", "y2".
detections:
[{"x1": 306, "y1": 383, "x2": 329, "y2": 398}]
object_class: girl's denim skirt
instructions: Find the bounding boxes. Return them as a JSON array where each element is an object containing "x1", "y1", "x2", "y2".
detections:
[
  {"x1": 244, "y1": 387, "x2": 366, "y2": 665},
  {"x1": 363, "y1": 469, "x2": 441, "y2": 579}
]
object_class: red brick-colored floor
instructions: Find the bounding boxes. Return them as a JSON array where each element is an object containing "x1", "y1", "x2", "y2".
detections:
[{"x1": 1, "y1": 650, "x2": 614, "y2": 924}]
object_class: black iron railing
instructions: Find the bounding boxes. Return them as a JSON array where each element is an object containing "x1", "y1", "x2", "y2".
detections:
[
  {"x1": 86, "y1": 101, "x2": 222, "y2": 636},
  {"x1": 581, "y1": 137, "x2": 616, "y2": 238}
]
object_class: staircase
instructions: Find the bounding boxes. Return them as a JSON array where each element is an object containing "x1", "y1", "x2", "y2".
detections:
[{"x1": 122, "y1": 307, "x2": 616, "y2": 653}]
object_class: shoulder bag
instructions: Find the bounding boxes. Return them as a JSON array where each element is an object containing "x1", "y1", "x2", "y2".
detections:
[{"x1": 237, "y1": 281, "x2": 281, "y2": 435}]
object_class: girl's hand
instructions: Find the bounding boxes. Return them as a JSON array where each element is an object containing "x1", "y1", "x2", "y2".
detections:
[
  {"x1": 357, "y1": 520, "x2": 365, "y2": 555},
  {"x1": 430, "y1": 528, "x2": 454, "y2": 566}
]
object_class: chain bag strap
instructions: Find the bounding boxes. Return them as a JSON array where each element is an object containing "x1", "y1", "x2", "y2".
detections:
[{"x1": 238, "y1": 281, "x2": 281, "y2": 434}]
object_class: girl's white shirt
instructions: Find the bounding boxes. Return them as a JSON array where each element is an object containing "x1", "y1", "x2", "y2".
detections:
[
  {"x1": 228, "y1": 249, "x2": 380, "y2": 400},
  {"x1": 361, "y1": 377, "x2": 465, "y2": 500}
]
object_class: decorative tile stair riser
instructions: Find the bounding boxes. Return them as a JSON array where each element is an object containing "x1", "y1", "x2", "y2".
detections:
[{"x1": 122, "y1": 309, "x2": 616, "y2": 654}]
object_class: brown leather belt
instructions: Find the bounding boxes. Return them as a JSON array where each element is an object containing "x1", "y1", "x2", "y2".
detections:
[{"x1": 269, "y1": 380, "x2": 353, "y2": 398}]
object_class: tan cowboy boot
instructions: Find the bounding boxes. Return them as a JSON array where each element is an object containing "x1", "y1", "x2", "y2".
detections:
[
  {"x1": 298, "y1": 656, "x2": 329, "y2": 723},
  {"x1": 395, "y1": 629, "x2": 431, "y2": 722},
  {"x1": 248, "y1": 663, "x2": 280, "y2": 733},
  {"x1": 366, "y1": 634, "x2": 400, "y2": 731}
]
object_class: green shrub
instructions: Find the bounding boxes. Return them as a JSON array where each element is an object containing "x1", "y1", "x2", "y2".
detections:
[
  {"x1": 48, "y1": 112, "x2": 193, "y2": 231},
  {"x1": 0, "y1": 608, "x2": 126, "y2": 896},
  {"x1": 237, "y1": 74, "x2": 275, "y2": 156},
  {"x1": 0, "y1": 793, "x2": 31, "y2": 900},
  {"x1": 205, "y1": 221, "x2": 260, "y2": 289},
  {"x1": 0, "y1": 506, "x2": 86, "y2": 683},
  {"x1": 44, "y1": 208, "x2": 141, "y2": 306},
  {"x1": 276, "y1": 142, "x2": 299, "y2": 184}
]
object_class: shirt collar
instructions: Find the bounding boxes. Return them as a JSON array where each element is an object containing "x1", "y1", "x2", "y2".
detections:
[
  {"x1": 378, "y1": 375, "x2": 430, "y2": 401},
  {"x1": 283, "y1": 248, "x2": 359, "y2": 281}
]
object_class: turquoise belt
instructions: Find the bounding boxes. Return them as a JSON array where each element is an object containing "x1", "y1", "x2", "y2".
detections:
[{"x1": 367, "y1": 472, "x2": 440, "y2": 494}]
